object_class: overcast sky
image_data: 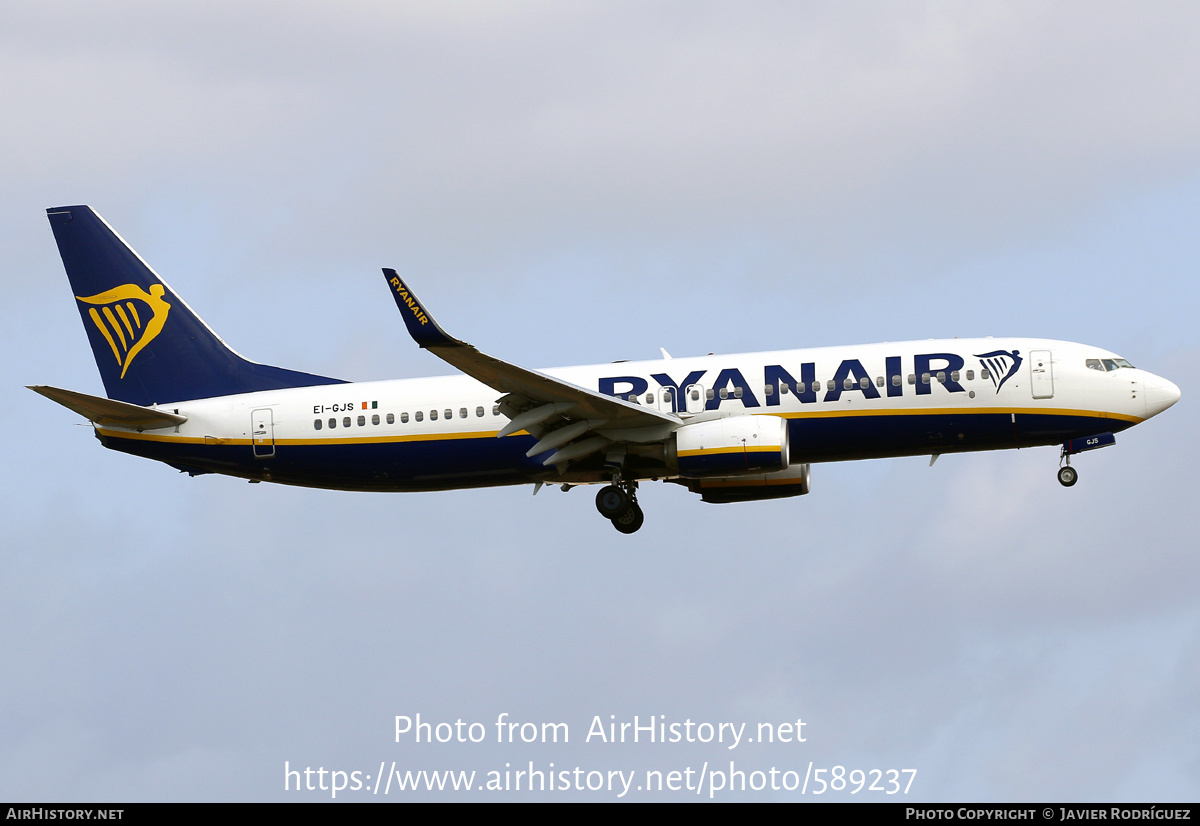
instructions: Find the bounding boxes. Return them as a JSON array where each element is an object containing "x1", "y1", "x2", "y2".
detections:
[{"x1": 2, "y1": 1, "x2": 1198, "y2": 801}]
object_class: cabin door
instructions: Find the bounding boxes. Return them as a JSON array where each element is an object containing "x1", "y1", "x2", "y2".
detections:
[
  {"x1": 252, "y1": 408, "x2": 275, "y2": 458},
  {"x1": 1030, "y1": 350, "x2": 1054, "y2": 399}
]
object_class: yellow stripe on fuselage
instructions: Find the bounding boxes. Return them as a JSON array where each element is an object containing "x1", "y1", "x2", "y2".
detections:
[
  {"x1": 96, "y1": 427, "x2": 506, "y2": 446},
  {"x1": 94, "y1": 405, "x2": 1141, "y2": 446},
  {"x1": 772, "y1": 406, "x2": 1144, "y2": 424},
  {"x1": 275, "y1": 430, "x2": 502, "y2": 446}
]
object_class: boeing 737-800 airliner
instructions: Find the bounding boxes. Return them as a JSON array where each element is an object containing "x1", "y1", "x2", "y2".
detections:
[{"x1": 33, "y1": 206, "x2": 1181, "y2": 533}]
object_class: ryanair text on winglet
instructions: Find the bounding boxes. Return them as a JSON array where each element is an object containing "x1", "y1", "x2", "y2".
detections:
[{"x1": 389, "y1": 276, "x2": 429, "y2": 326}]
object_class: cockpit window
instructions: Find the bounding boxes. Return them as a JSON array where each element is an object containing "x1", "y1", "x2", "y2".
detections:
[{"x1": 1088, "y1": 357, "x2": 1136, "y2": 372}]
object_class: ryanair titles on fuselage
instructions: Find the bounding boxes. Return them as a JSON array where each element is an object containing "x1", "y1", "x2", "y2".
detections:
[{"x1": 597, "y1": 349, "x2": 1020, "y2": 413}]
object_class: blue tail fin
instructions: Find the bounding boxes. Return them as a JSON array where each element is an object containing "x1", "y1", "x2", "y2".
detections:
[{"x1": 47, "y1": 206, "x2": 345, "y2": 405}]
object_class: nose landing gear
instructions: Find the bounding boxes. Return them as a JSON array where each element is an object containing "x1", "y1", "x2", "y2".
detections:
[
  {"x1": 595, "y1": 480, "x2": 644, "y2": 534},
  {"x1": 1056, "y1": 432, "x2": 1117, "y2": 487},
  {"x1": 1056, "y1": 459, "x2": 1078, "y2": 487}
]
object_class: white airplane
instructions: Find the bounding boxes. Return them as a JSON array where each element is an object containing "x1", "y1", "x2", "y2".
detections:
[{"x1": 33, "y1": 205, "x2": 1181, "y2": 534}]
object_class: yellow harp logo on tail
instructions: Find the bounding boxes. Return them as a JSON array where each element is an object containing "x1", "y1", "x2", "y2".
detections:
[{"x1": 76, "y1": 284, "x2": 172, "y2": 378}]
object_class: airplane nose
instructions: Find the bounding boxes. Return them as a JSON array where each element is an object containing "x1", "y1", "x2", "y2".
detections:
[{"x1": 1143, "y1": 373, "x2": 1181, "y2": 418}]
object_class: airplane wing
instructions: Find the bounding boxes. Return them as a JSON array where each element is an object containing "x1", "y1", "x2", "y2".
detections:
[
  {"x1": 382, "y1": 269, "x2": 680, "y2": 467},
  {"x1": 29, "y1": 385, "x2": 188, "y2": 429}
]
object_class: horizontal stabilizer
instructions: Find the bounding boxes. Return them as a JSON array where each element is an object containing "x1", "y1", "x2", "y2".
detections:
[{"x1": 29, "y1": 385, "x2": 187, "y2": 429}]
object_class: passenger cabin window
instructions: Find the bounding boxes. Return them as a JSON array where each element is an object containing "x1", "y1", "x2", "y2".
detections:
[
  {"x1": 372, "y1": 414, "x2": 380, "y2": 425},
  {"x1": 415, "y1": 411, "x2": 423, "y2": 422},
  {"x1": 892, "y1": 375, "x2": 902, "y2": 387},
  {"x1": 826, "y1": 380, "x2": 835, "y2": 391},
  {"x1": 876, "y1": 376, "x2": 884, "y2": 387},
  {"x1": 980, "y1": 368, "x2": 991, "y2": 380},
  {"x1": 966, "y1": 370, "x2": 974, "y2": 381},
  {"x1": 734, "y1": 387, "x2": 743, "y2": 398},
  {"x1": 314, "y1": 419, "x2": 322, "y2": 430},
  {"x1": 445, "y1": 409, "x2": 452, "y2": 419},
  {"x1": 430, "y1": 410, "x2": 438, "y2": 421},
  {"x1": 936, "y1": 371, "x2": 946, "y2": 383},
  {"x1": 390, "y1": 414, "x2": 397, "y2": 424},
  {"x1": 492, "y1": 405, "x2": 501, "y2": 416},
  {"x1": 328, "y1": 418, "x2": 336, "y2": 429},
  {"x1": 765, "y1": 385, "x2": 774, "y2": 396},
  {"x1": 476, "y1": 406, "x2": 485, "y2": 417},
  {"x1": 859, "y1": 377, "x2": 870, "y2": 389},
  {"x1": 921, "y1": 373, "x2": 930, "y2": 385},
  {"x1": 951, "y1": 370, "x2": 960, "y2": 382},
  {"x1": 907, "y1": 374, "x2": 915, "y2": 385},
  {"x1": 343, "y1": 417, "x2": 351, "y2": 428},
  {"x1": 460, "y1": 408, "x2": 468, "y2": 419},
  {"x1": 357, "y1": 415, "x2": 366, "y2": 426}
]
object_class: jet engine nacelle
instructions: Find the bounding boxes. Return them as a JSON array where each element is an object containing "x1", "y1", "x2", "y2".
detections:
[{"x1": 669, "y1": 415, "x2": 789, "y2": 477}]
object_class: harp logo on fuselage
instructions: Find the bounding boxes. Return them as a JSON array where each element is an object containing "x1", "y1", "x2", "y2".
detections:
[
  {"x1": 974, "y1": 349, "x2": 1022, "y2": 394},
  {"x1": 76, "y1": 284, "x2": 171, "y2": 379}
]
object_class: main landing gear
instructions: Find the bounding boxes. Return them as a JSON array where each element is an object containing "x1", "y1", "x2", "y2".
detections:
[{"x1": 595, "y1": 481, "x2": 644, "y2": 534}]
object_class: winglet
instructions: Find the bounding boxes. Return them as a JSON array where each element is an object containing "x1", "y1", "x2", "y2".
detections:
[{"x1": 382, "y1": 269, "x2": 460, "y2": 349}]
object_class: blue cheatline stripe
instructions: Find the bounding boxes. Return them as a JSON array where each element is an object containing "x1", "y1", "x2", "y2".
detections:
[{"x1": 93, "y1": 407, "x2": 1131, "y2": 491}]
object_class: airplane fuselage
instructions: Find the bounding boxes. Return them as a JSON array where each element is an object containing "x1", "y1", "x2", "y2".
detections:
[{"x1": 93, "y1": 337, "x2": 1169, "y2": 492}]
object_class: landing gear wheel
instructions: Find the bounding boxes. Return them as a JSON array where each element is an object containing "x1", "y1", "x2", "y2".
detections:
[
  {"x1": 595, "y1": 485, "x2": 630, "y2": 518},
  {"x1": 1057, "y1": 465, "x2": 1078, "y2": 487},
  {"x1": 611, "y1": 502, "x2": 645, "y2": 534}
]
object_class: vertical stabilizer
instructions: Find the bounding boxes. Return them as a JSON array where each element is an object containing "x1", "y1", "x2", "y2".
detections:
[{"x1": 47, "y1": 206, "x2": 344, "y2": 405}]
